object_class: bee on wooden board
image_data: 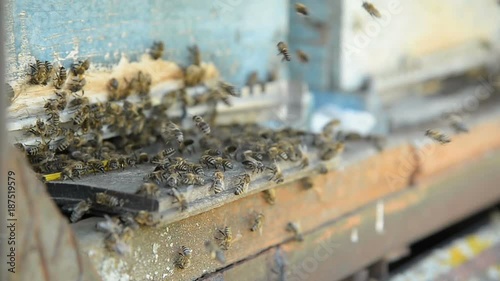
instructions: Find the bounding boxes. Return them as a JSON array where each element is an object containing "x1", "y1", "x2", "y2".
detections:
[
  {"x1": 211, "y1": 171, "x2": 225, "y2": 194},
  {"x1": 182, "y1": 173, "x2": 205, "y2": 186},
  {"x1": 95, "y1": 192, "x2": 124, "y2": 207},
  {"x1": 53, "y1": 66, "x2": 67, "y2": 89},
  {"x1": 149, "y1": 41, "x2": 164, "y2": 60},
  {"x1": 296, "y1": 49, "x2": 309, "y2": 63},
  {"x1": 322, "y1": 119, "x2": 341, "y2": 138},
  {"x1": 219, "y1": 81, "x2": 239, "y2": 97},
  {"x1": 319, "y1": 142, "x2": 345, "y2": 161},
  {"x1": 29, "y1": 59, "x2": 50, "y2": 85},
  {"x1": 425, "y1": 129, "x2": 451, "y2": 144},
  {"x1": 188, "y1": 44, "x2": 201, "y2": 66},
  {"x1": 277, "y1": 41, "x2": 291, "y2": 62},
  {"x1": 234, "y1": 173, "x2": 251, "y2": 195},
  {"x1": 134, "y1": 210, "x2": 160, "y2": 226},
  {"x1": 262, "y1": 188, "x2": 276, "y2": 205},
  {"x1": 204, "y1": 240, "x2": 226, "y2": 264},
  {"x1": 295, "y1": 3, "x2": 309, "y2": 16},
  {"x1": 267, "y1": 162, "x2": 284, "y2": 184},
  {"x1": 362, "y1": 1, "x2": 381, "y2": 18},
  {"x1": 70, "y1": 198, "x2": 92, "y2": 223},
  {"x1": 171, "y1": 187, "x2": 188, "y2": 211},
  {"x1": 107, "y1": 78, "x2": 120, "y2": 101},
  {"x1": 175, "y1": 246, "x2": 193, "y2": 269},
  {"x1": 135, "y1": 183, "x2": 160, "y2": 198},
  {"x1": 286, "y1": 222, "x2": 304, "y2": 242},
  {"x1": 104, "y1": 232, "x2": 131, "y2": 256},
  {"x1": 301, "y1": 177, "x2": 314, "y2": 190},
  {"x1": 71, "y1": 59, "x2": 90, "y2": 76},
  {"x1": 66, "y1": 75, "x2": 86, "y2": 95},
  {"x1": 215, "y1": 226, "x2": 233, "y2": 250},
  {"x1": 250, "y1": 213, "x2": 265, "y2": 235}
]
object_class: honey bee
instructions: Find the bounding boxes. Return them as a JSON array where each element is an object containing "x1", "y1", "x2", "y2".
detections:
[
  {"x1": 119, "y1": 213, "x2": 140, "y2": 230},
  {"x1": 184, "y1": 64, "x2": 204, "y2": 86},
  {"x1": 193, "y1": 115, "x2": 211, "y2": 135},
  {"x1": 143, "y1": 170, "x2": 167, "y2": 185},
  {"x1": 53, "y1": 66, "x2": 67, "y2": 89},
  {"x1": 296, "y1": 50, "x2": 309, "y2": 63},
  {"x1": 362, "y1": 1, "x2": 381, "y2": 18},
  {"x1": 219, "y1": 81, "x2": 239, "y2": 97},
  {"x1": 72, "y1": 105, "x2": 90, "y2": 125},
  {"x1": 71, "y1": 59, "x2": 90, "y2": 76},
  {"x1": 171, "y1": 187, "x2": 188, "y2": 211},
  {"x1": 61, "y1": 165, "x2": 82, "y2": 181},
  {"x1": 295, "y1": 3, "x2": 309, "y2": 16},
  {"x1": 211, "y1": 171, "x2": 225, "y2": 194},
  {"x1": 301, "y1": 177, "x2": 314, "y2": 190},
  {"x1": 55, "y1": 130, "x2": 75, "y2": 152},
  {"x1": 188, "y1": 163, "x2": 205, "y2": 175},
  {"x1": 322, "y1": 119, "x2": 341, "y2": 137},
  {"x1": 29, "y1": 59, "x2": 49, "y2": 85},
  {"x1": 319, "y1": 142, "x2": 344, "y2": 161},
  {"x1": 277, "y1": 42, "x2": 291, "y2": 62},
  {"x1": 268, "y1": 146, "x2": 288, "y2": 162},
  {"x1": 204, "y1": 240, "x2": 226, "y2": 264},
  {"x1": 174, "y1": 246, "x2": 193, "y2": 269},
  {"x1": 149, "y1": 41, "x2": 164, "y2": 60},
  {"x1": 107, "y1": 78, "x2": 120, "y2": 101},
  {"x1": 215, "y1": 157, "x2": 233, "y2": 171},
  {"x1": 234, "y1": 173, "x2": 251, "y2": 195},
  {"x1": 134, "y1": 210, "x2": 160, "y2": 226},
  {"x1": 215, "y1": 226, "x2": 233, "y2": 250},
  {"x1": 67, "y1": 96, "x2": 89, "y2": 110},
  {"x1": 298, "y1": 146, "x2": 309, "y2": 169},
  {"x1": 204, "y1": 148, "x2": 222, "y2": 156},
  {"x1": 286, "y1": 222, "x2": 304, "y2": 242},
  {"x1": 138, "y1": 152, "x2": 150, "y2": 164},
  {"x1": 242, "y1": 152, "x2": 265, "y2": 173},
  {"x1": 267, "y1": 162, "x2": 284, "y2": 184},
  {"x1": 104, "y1": 232, "x2": 131, "y2": 256},
  {"x1": 136, "y1": 183, "x2": 161, "y2": 198},
  {"x1": 70, "y1": 198, "x2": 92, "y2": 223},
  {"x1": 250, "y1": 213, "x2": 264, "y2": 235},
  {"x1": 425, "y1": 129, "x2": 451, "y2": 144},
  {"x1": 182, "y1": 173, "x2": 205, "y2": 186},
  {"x1": 262, "y1": 188, "x2": 276, "y2": 205},
  {"x1": 66, "y1": 75, "x2": 86, "y2": 95},
  {"x1": 86, "y1": 159, "x2": 105, "y2": 174},
  {"x1": 53, "y1": 90, "x2": 68, "y2": 110},
  {"x1": 96, "y1": 215, "x2": 122, "y2": 234},
  {"x1": 95, "y1": 192, "x2": 124, "y2": 207},
  {"x1": 179, "y1": 139, "x2": 196, "y2": 155},
  {"x1": 164, "y1": 121, "x2": 184, "y2": 144},
  {"x1": 128, "y1": 71, "x2": 152, "y2": 97},
  {"x1": 200, "y1": 154, "x2": 217, "y2": 169},
  {"x1": 188, "y1": 44, "x2": 201, "y2": 66},
  {"x1": 246, "y1": 72, "x2": 259, "y2": 93},
  {"x1": 447, "y1": 114, "x2": 469, "y2": 134}
]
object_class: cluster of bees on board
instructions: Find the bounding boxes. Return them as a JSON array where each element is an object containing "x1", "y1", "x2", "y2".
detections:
[{"x1": 9, "y1": 1, "x2": 470, "y2": 272}]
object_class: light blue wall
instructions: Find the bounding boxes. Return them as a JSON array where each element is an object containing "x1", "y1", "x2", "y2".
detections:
[{"x1": 5, "y1": 0, "x2": 288, "y2": 86}]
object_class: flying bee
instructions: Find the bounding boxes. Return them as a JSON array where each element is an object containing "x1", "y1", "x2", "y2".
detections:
[
  {"x1": 219, "y1": 81, "x2": 239, "y2": 97},
  {"x1": 174, "y1": 246, "x2": 192, "y2": 269},
  {"x1": 204, "y1": 240, "x2": 226, "y2": 264},
  {"x1": 267, "y1": 162, "x2": 284, "y2": 184},
  {"x1": 149, "y1": 41, "x2": 164, "y2": 60},
  {"x1": 136, "y1": 183, "x2": 161, "y2": 198},
  {"x1": 277, "y1": 41, "x2": 291, "y2": 62},
  {"x1": 298, "y1": 146, "x2": 309, "y2": 168},
  {"x1": 286, "y1": 222, "x2": 304, "y2": 242},
  {"x1": 362, "y1": 1, "x2": 381, "y2": 18},
  {"x1": 107, "y1": 78, "x2": 120, "y2": 101},
  {"x1": 134, "y1": 211, "x2": 160, "y2": 226},
  {"x1": 179, "y1": 139, "x2": 195, "y2": 155},
  {"x1": 171, "y1": 187, "x2": 188, "y2": 211},
  {"x1": 53, "y1": 66, "x2": 67, "y2": 89},
  {"x1": 71, "y1": 59, "x2": 90, "y2": 76},
  {"x1": 95, "y1": 192, "x2": 124, "y2": 207},
  {"x1": 165, "y1": 121, "x2": 184, "y2": 144},
  {"x1": 215, "y1": 226, "x2": 233, "y2": 250},
  {"x1": 250, "y1": 213, "x2": 265, "y2": 235},
  {"x1": 104, "y1": 232, "x2": 131, "y2": 256},
  {"x1": 322, "y1": 119, "x2": 341, "y2": 138},
  {"x1": 425, "y1": 129, "x2": 451, "y2": 144},
  {"x1": 447, "y1": 114, "x2": 469, "y2": 134},
  {"x1": 296, "y1": 50, "x2": 309, "y2": 63},
  {"x1": 66, "y1": 75, "x2": 86, "y2": 95},
  {"x1": 200, "y1": 154, "x2": 217, "y2": 169},
  {"x1": 193, "y1": 115, "x2": 211, "y2": 135},
  {"x1": 96, "y1": 215, "x2": 122, "y2": 234},
  {"x1": 262, "y1": 188, "x2": 276, "y2": 205},
  {"x1": 234, "y1": 173, "x2": 251, "y2": 195},
  {"x1": 211, "y1": 171, "x2": 225, "y2": 194},
  {"x1": 70, "y1": 198, "x2": 92, "y2": 223},
  {"x1": 295, "y1": 3, "x2": 309, "y2": 15},
  {"x1": 301, "y1": 177, "x2": 314, "y2": 190},
  {"x1": 119, "y1": 213, "x2": 140, "y2": 230},
  {"x1": 188, "y1": 44, "x2": 201, "y2": 66},
  {"x1": 319, "y1": 142, "x2": 344, "y2": 161},
  {"x1": 182, "y1": 173, "x2": 205, "y2": 186},
  {"x1": 215, "y1": 157, "x2": 233, "y2": 171}
]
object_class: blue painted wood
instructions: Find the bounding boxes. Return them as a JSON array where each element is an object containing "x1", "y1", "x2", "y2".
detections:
[{"x1": 6, "y1": 0, "x2": 288, "y2": 85}]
